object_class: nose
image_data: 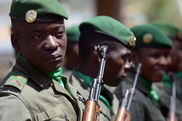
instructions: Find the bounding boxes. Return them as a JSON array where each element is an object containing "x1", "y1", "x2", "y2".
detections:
[
  {"x1": 159, "y1": 56, "x2": 169, "y2": 68},
  {"x1": 124, "y1": 60, "x2": 131, "y2": 69},
  {"x1": 43, "y1": 35, "x2": 59, "y2": 50}
]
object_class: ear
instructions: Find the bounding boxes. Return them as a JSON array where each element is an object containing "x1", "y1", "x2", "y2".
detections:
[
  {"x1": 11, "y1": 33, "x2": 20, "y2": 55},
  {"x1": 92, "y1": 49, "x2": 100, "y2": 62}
]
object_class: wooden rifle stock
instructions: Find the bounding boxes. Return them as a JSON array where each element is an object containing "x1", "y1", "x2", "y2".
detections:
[
  {"x1": 83, "y1": 100, "x2": 97, "y2": 121},
  {"x1": 82, "y1": 45, "x2": 108, "y2": 121},
  {"x1": 115, "y1": 90, "x2": 131, "y2": 121},
  {"x1": 115, "y1": 108, "x2": 131, "y2": 121},
  {"x1": 115, "y1": 63, "x2": 142, "y2": 121}
]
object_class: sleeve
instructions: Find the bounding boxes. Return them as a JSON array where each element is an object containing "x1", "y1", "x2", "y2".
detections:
[
  {"x1": 129, "y1": 100, "x2": 145, "y2": 121},
  {"x1": 0, "y1": 94, "x2": 32, "y2": 121}
]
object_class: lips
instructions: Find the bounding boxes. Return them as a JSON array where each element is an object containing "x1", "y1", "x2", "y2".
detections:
[
  {"x1": 44, "y1": 53, "x2": 63, "y2": 62},
  {"x1": 154, "y1": 67, "x2": 166, "y2": 75}
]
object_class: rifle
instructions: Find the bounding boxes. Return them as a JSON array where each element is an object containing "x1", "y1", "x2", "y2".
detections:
[
  {"x1": 168, "y1": 72, "x2": 177, "y2": 121},
  {"x1": 82, "y1": 45, "x2": 108, "y2": 121},
  {"x1": 115, "y1": 63, "x2": 142, "y2": 121}
]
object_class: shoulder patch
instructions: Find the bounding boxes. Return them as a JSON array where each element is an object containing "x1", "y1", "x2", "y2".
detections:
[{"x1": 4, "y1": 71, "x2": 28, "y2": 91}]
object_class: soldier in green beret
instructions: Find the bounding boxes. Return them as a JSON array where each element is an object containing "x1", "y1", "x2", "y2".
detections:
[
  {"x1": 114, "y1": 24, "x2": 173, "y2": 121},
  {"x1": 0, "y1": 0, "x2": 83, "y2": 121},
  {"x1": 63, "y1": 25, "x2": 80, "y2": 79},
  {"x1": 151, "y1": 21, "x2": 182, "y2": 121},
  {"x1": 66, "y1": 15, "x2": 136, "y2": 120}
]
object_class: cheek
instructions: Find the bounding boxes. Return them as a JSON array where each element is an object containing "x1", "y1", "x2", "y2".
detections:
[
  {"x1": 59, "y1": 37, "x2": 67, "y2": 52},
  {"x1": 141, "y1": 59, "x2": 156, "y2": 75},
  {"x1": 141, "y1": 58, "x2": 155, "y2": 69}
]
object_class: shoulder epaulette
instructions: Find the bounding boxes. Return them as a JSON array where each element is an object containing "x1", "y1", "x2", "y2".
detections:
[{"x1": 3, "y1": 71, "x2": 28, "y2": 91}]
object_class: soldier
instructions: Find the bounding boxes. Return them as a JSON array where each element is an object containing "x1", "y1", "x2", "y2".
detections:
[
  {"x1": 0, "y1": 0, "x2": 83, "y2": 120},
  {"x1": 151, "y1": 22, "x2": 182, "y2": 121},
  {"x1": 64, "y1": 25, "x2": 80, "y2": 70},
  {"x1": 114, "y1": 24, "x2": 173, "y2": 121},
  {"x1": 63, "y1": 25, "x2": 80, "y2": 79},
  {"x1": 67, "y1": 16, "x2": 136, "y2": 121}
]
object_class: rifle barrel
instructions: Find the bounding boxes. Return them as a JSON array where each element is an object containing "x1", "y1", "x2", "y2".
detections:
[{"x1": 127, "y1": 63, "x2": 142, "y2": 111}]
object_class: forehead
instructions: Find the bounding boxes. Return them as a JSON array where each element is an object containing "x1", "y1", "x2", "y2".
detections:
[
  {"x1": 138, "y1": 47, "x2": 170, "y2": 55},
  {"x1": 108, "y1": 46, "x2": 131, "y2": 57},
  {"x1": 12, "y1": 19, "x2": 65, "y2": 33}
]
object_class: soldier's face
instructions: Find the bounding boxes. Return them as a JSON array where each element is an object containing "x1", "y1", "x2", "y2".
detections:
[
  {"x1": 104, "y1": 46, "x2": 131, "y2": 86},
  {"x1": 169, "y1": 39, "x2": 182, "y2": 72},
  {"x1": 135, "y1": 47, "x2": 171, "y2": 82},
  {"x1": 12, "y1": 20, "x2": 67, "y2": 72}
]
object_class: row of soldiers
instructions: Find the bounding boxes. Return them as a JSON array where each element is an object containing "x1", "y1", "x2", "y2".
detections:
[{"x1": 0, "y1": 0, "x2": 182, "y2": 121}]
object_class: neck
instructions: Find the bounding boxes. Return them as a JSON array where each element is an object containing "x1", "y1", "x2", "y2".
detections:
[{"x1": 77, "y1": 58, "x2": 99, "y2": 78}]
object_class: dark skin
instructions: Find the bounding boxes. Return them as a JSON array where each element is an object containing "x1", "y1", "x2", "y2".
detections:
[
  {"x1": 11, "y1": 19, "x2": 67, "y2": 72},
  {"x1": 133, "y1": 47, "x2": 171, "y2": 82},
  {"x1": 169, "y1": 39, "x2": 182, "y2": 72},
  {"x1": 104, "y1": 47, "x2": 131, "y2": 86},
  {"x1": 78, "y1": 44, "x2": 131, "y2": 86},
  {"x1": 65, "y1": 42, "x2": 79, "y2": 70}
]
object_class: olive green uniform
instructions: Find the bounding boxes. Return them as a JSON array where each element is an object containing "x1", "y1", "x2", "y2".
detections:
[
  {"x1": 68, "y1": 70, "x2": 119, "y2": 121},
  {"x1": 62, "y1": 67, "x2": 73, "y2": 80},
  {"x1": 114, "y1": 71, "x2": 166, "y2": 121},
  {"x1": 0, "y1": 57, "x2": 83, "y2": 121},
  {"x1": 153, "y1": 72, "x2": 182, "y2": 121}
]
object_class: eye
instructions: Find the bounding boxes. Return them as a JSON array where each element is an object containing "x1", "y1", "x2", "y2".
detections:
[
  {"x1": 33, "y1": 33, "x2": 44, "y2": 41},
  {"x1": 56, "y1": 29, "x2": 64, "y2": 37},
  {"x1": 150, "y1": 53, "x2": 160, "y2": 59},
  {"x1": 164, "y1": 53, "x2": 170, "y2": 58}
]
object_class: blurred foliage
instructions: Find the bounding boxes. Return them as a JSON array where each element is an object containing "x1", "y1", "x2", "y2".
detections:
[
  {"x1": 124, "y1": 0, "x2": 182, "y2": 28},
  {"x1": 146, "y1": 0, "x2": 181, "y2": 27}
]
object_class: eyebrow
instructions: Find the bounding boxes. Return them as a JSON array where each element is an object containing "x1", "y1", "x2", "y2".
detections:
[{"x1": 30, "y1": 29, "x2": 42, "y2": 34}]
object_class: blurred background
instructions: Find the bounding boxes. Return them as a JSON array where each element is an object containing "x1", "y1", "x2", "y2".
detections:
[{"x1": 0, "y1": 0, "x2": 182, "y2": 80}]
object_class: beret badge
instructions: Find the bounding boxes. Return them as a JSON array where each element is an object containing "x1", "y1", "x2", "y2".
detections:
[
  {"x1": 143, "y1": 33, "x2": 153, "y2": 44},
  {"x1": 25, "y1": 10, "x2": 37, "y2": 23},
  {"x1": 129, "y1": 36, "x2": 136, "y2": 46}
]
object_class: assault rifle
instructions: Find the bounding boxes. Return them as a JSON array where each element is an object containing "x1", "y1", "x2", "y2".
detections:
[
  {"x1": 82, "y1": 45, "x2": 108, "y2": 121},
  {"x1": 115, "y1": 63, "x2": 142, "y2": 121}
]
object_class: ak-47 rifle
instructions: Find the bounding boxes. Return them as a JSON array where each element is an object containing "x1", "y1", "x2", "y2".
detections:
[
  {"x1": 168, "y1": 72, "x2": 177, "y2": 121},
  {"x1": 115, "y1": 63, "x2": 142, "y2": 121},
  {"x1": 82, "y1": 45, "x2": 108, "y2": 121}
]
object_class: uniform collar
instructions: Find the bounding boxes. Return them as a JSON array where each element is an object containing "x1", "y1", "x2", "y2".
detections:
[
  {"x1": 15, "y1": 57, "x2": 52, "y2": 89},
  {"x1": 126, "y1": 71, "x2": 150, "y2": 95},
  {"x1": 176, "y1": 71, "x2": 182, "y2": 79},
  {"x1": 127, "y1": 71, "x2": 161, "y2": 107},
  {"x1": 73, "y1": 69, "x2": 114, "y2": 115}
]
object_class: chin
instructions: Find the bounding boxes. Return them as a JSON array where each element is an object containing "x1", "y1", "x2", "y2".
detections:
[
  {"x1": 43, "y1": 63, "x2": 62, "y2": 72},
  {"x1": 105, "y1": 78, "x2": 122, "y2": 87},
  {"x1": 151, "y1": 75, "x2": 163, "y2": 82}
]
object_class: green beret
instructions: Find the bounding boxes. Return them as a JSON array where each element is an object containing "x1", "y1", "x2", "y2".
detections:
[
  {"x1": 66, "y1": 25, "x2": 80, "y2": 42},
  {"x1": 131, "y1": 24, "x2": 173, "y2": 48},
  {"x1": 10, "y1": 0, "x2": 68, "y2": 23},
  {"x1": 79, "y1": 16, "x2": 136, "y2": 48},
  {"x1": 151, "y1": 21, "x2": 182, "y2": 40}
]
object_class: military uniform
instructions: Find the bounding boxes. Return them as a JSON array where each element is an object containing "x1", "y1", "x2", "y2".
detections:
[
  {"x1": 0, "y1": 0, "x2": 84, "y2": 120},
  {"x1": 68, "y1": 70, "x2": 119, "y2": 121},
  {"x1": 0, "y1": 57, "x2": 83, "y2": 121},
  {"x1": 153, "y1": 73, "x2": 182, "y2": 121},
  {"x1": 151, "y1": 21, "x2": 182, "y2": 121},
  {"x1": 114, "y1": 24, "x2": 173, "y2": 121},
  {"x1": 115, "y1": 71, "x2": 166, "y2": 121}
]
